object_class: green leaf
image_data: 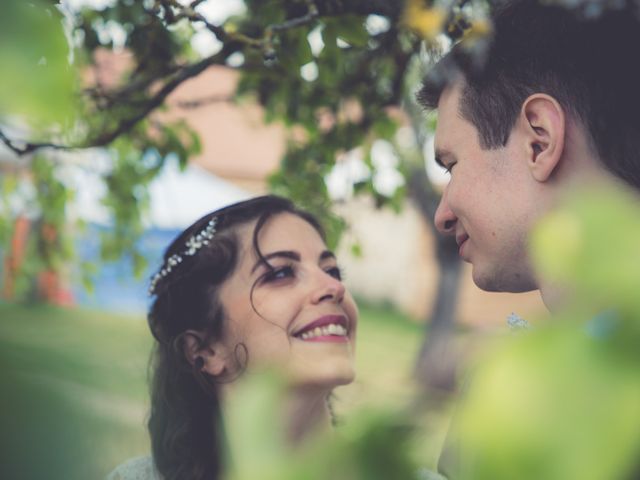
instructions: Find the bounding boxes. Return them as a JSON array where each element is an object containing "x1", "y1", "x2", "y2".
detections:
[
  {"x1": 278, "y1": 29, "x2": 314, "y2": 69},
  {"x1": 325, "y1": 15, "x2": 370, "y2": 47},
  {"x1": 457, "y1": 323, "x2": 640, "y2": 480},
  {"x1": 0, "y1": 0, "x2": 78, "y2": 127},
  {"x1": 531, "y1": 183, "x2": 640, "y2": 312},
  {"x1": 373, "y1": 115, "x2": 399, "y2": 140}
]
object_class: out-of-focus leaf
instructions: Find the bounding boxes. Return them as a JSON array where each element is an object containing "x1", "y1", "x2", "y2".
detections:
[
  {"x1": 0, "y1": 1, "x2": 78, "y2": 127},
  {"x1": 402, "y1": 1, "x2": 446, "y2": 41},
  {"x1": 225, "y1": 372, "x2": 418, "y2": 480},
  {"x1": 456, "y1": 322, "x2": 640, "y2": 480},
  {"x1": 325, "y1": 15, "x2": 369, "y2": 47},
  {"x1": 225, "y1": 372, "x2": 289, "y2": 480},
  {"x1": 531, "y1": 182, "x2": 640, "y2": 312},
  {"x1": 283, "y1": 29, "x2": 314, "y2": 68},
  {"x1": 373, "y1": 115, "x2": 399, "y2": 140}
]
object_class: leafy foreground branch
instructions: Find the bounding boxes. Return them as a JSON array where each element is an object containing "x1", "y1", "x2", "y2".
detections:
[{"x1": 0, "y1": 0, "x2": 409, "y2": 157}]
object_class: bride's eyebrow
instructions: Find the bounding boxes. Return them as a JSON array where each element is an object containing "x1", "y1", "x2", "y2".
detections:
[{"x1": 251, "y1": 250, "x2": 300, "y2": 273}]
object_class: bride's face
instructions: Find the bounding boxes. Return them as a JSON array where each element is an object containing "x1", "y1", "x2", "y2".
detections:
[{"x1": 217, "y1": 212, "x2": 358, "y2": 388}]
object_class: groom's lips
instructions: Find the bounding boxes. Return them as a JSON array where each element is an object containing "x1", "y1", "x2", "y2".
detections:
[{"x1": 456, "y1": 233, "x2": 469, "y2": 257}]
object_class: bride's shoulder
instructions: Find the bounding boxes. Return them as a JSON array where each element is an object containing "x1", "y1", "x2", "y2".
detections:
[{"x1": 106, "y1": 456, "x2": 162, "y2": 480}]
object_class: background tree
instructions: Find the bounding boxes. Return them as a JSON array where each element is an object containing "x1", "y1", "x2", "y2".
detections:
[{"x1": 0, "y1": 0, "x2": 490, "y2": 374}]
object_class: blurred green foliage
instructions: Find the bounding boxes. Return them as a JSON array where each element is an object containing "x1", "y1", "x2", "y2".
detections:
[
  {"x1": 532, "y1": 183, "x2": 640, "y2": 315},
  {"x1": 0, "y1": 1, "x2": 78, "y2": 128},
  {"x1": 226, "y1": 376, "x2": 419, "y2": 480}
]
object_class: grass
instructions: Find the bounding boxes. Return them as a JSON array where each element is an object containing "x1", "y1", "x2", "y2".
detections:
[
  {"x1": 0, "y1": 303, "x2": 152, "y2": 479},
  {"x1": 0, "y1": 302, "x2": 433, "y2": 479}
]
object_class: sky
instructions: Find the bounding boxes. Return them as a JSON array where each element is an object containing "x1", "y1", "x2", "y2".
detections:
[{"x1": 59, "y1": 150, "x2": 250, "y2": 229}]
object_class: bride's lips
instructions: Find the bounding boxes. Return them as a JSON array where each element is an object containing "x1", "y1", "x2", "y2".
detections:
[{"x1": 293, "y1": 314, "x2": 350, "y2": 343}]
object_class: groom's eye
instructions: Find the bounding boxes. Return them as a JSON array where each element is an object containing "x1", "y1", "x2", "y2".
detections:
[{"x1": 444, "y1": 161, "x2": 457, "y2": 174}]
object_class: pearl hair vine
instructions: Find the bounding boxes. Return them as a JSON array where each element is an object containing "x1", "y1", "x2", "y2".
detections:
[{"x1": 148, "y1": 217, "x2": 218, "y2": 295}]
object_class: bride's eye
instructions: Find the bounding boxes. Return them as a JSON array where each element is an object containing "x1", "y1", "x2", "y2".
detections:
[
  {"x1": 262, "y1": 265, "x2": 295, "y2": 283},
  {"x1": 325, "y1": 266, "x2": 343, "y2": 281}
]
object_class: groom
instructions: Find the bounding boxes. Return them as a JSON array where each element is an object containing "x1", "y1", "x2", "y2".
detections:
[
  {"x1": 418, "y1": 1, "x2": 640, "y2": 477},
  {"x1": 418, "y1": 0, "x2": 640, "y2": 309}
]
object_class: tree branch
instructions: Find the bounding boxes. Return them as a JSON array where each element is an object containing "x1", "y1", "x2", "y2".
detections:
[
  {"x1": 2, "y1": 0, "x2": 408, "y2": 157},
  {"x1": 269, "y1": 0, "x2": 319, "y2": 33},
  {"x1": 161, "y1": 0, "x2": 261, "y2": 47},
  {"x1": 84, "y1": 62, "x2": 185, "y2": 110},
  {"x1": 164, "y1": 0, "x2": 400, "y2": 51},
  {"x1": 173, "y1": 94, "x2": 234, "y2": 109},
  {"x1": 2, "y1": 49, "x2": 232, "y2": 156},
  {"x1": 313, "y1": 0, "x2": 405, "y2": 19},
  {"x1": 0, "y1": 128, "x2": 76, "y2": 156},
  {"x1": 86, "y1": 49, "x2": 230, "y2": 148}
]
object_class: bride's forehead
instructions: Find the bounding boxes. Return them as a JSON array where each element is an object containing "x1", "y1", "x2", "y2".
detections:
[
  {"x1": 261, "y1": 213, "x2": 320, "y2": 237},
  {"x1": 237, "y1": 213, "x2": 324, "y2": 253}
]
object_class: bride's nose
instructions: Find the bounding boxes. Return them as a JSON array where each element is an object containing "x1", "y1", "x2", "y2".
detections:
[{"x1": 310, "y1": 269, "x2": 345, "y2": 304}]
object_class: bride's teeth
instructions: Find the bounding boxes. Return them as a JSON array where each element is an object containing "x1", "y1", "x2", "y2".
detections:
[{"x1": 297, "y1": 323, "x2": 349, "y2": 340}]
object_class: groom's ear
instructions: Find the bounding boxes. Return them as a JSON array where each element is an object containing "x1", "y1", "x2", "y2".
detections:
[
  {"x1": 183, "y1": 330, "x2": 228, "y2": 377},
  {"x1": 516, "y1": 93, "x2": 566, "y2": 182}
]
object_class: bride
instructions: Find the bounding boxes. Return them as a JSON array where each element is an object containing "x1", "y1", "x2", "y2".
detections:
[{"x1": 108, "y1": 195, "x2": 358, "y2": 480}]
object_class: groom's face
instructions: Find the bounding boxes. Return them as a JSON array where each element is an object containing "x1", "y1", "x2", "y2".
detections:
[{"x1": 433, "y1": 82, "x2": 540, "y2": 293}]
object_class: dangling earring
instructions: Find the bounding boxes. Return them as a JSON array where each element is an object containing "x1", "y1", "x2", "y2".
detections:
[{"x1": 326, "y1": 393, "x2": 338, "y2": 427}]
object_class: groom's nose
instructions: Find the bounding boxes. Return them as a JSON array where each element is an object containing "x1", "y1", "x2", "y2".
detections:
[{"x1": 434, "y1": 187, "x2": 457, "y2": 235}]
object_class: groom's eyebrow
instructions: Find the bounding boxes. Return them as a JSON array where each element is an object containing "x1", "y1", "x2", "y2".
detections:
[{"x1": 251, "y1": 250, "x2": 300, "y2": 273}]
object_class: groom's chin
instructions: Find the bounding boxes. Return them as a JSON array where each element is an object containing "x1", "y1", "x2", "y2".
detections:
[{"x1": 471, "y1": 265, "x2": 538, "y2": 294}]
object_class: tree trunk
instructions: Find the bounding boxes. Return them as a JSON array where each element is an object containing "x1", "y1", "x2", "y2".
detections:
[{"x1": 407, "y1": 166, "x2": 463, "y2": 392}]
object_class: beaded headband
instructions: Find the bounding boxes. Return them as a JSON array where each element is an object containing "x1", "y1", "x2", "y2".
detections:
[{"x1": 148, "y1": 217, "x2": 218, "y2": 295}]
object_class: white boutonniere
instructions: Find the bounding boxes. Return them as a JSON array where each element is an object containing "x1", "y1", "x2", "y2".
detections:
[{"x1": 506, "y1": 312, "x2": 530, "y2": 332}]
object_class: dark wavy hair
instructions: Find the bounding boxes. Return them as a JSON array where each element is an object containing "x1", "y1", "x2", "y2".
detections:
[
  {"x1": 147, "y1": 195, "x2": 324, "y2": 480},
  {"x1": 418, "y1": 0, "x2": 640, "y2": 190}
]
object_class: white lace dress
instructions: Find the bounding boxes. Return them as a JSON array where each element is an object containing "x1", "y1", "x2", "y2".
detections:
[{"x1": 106, "y1": 456, "x2": 162, "y2": 480}]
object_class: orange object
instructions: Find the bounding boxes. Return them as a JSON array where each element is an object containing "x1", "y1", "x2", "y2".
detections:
[
  {"x1": 2, "y1": 216, "x2": 31, "y2": 300},
  {"x1": 2, "y1": 217, "x2": 74, "y2": 305}
]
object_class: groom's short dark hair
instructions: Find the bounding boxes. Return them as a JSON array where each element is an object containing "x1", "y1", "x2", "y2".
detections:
[{"x1": 417, "y1": 0, "x2": 640, "y2": 190}]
